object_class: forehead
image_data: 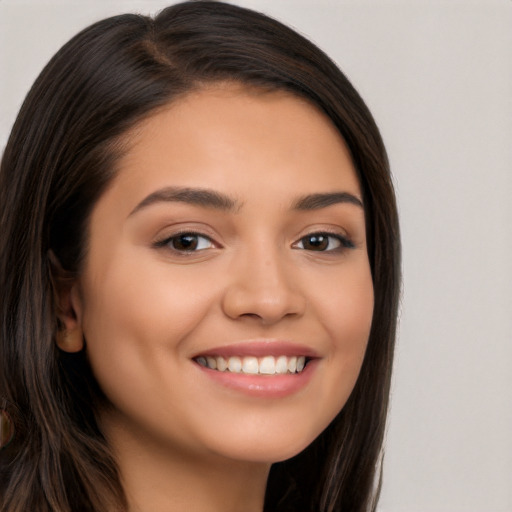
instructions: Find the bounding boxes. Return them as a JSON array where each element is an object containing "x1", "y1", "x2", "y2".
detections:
[
  {"x1": 98, "y1": 84, "x2": 362, "y2": 221},
  {"x1": 123, "y1": 84, "x2": 356, "y2": 178}
]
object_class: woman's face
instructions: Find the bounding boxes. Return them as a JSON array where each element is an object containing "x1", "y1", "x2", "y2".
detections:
[{"x1": 64, "y1": 85, "x2": 374, "y2": 464}]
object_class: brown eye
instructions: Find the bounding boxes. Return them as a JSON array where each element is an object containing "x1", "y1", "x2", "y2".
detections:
[
  {"x1": 156, "y1": 233, "x2": 214, "y2": 252},
  {"x1": 172, "y1": 234, "x2": 199, "y2": 251},
  {"x1": 302, "y1": 234, "x2": 330, "y2": 251},
  {"x1": 294, "y1": 232, "x2": 354, "y2": 252}
]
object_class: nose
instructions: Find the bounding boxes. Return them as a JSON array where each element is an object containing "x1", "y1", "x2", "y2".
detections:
[{"x1": 221, "y1": 248, "x2": 306, "y2": 325}]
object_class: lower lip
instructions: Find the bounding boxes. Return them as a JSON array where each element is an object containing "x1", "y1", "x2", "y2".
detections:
[{"x1": 194, "y1": 359, "x2": 318, "y2": 398}]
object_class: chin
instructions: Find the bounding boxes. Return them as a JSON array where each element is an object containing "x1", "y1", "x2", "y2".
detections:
[{"x1": 200, "y1": 416, "x2": 333, "y2": 465}]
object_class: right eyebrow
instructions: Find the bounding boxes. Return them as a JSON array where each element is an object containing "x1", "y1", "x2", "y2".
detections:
[{"x1": 128, "y1": 186, "x2": 242, "y2": 217}]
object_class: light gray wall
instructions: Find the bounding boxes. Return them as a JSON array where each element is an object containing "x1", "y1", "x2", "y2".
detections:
[{"x1": 1, "y1": 1, "x2": 511, "y2": 511}]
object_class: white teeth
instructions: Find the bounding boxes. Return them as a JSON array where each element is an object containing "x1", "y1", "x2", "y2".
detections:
[
  {"x1": 259, "y1": 356, "x2": 275, "y2": 374},
  {"x1": 216, "y1": 356, "x2": 228, "y2": 372},
  {"x1": 275, "y1": 356, "x2": 288, "y2": 374},
  {"x1": 228, "y1": 356, "x2": 242, "y2": 373},
  {"x1": 197, "y1": 355, "x2": 308, "y2": 375},
  {"x1": 242, "y1": 356, "x2": 259, "y2": 374}
]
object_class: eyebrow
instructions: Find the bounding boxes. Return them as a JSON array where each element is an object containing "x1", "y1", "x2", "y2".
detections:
[
  {"x1": 129, "y1": 186, "x2": 363, "y2": 217},
  {"x1": 292, "y1": 192, "x2": 363, "y2": 210},
  {"x1": 129, "y1": 186, "x2": 241, "y2": 216}
]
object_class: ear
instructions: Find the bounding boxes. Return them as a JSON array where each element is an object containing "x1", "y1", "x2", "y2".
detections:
[{"x1": 48, "y1": 250, "x2": 85, "y2": 353}]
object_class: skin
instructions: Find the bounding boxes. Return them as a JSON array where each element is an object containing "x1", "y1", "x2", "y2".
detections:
[{"x1": 57, "y1": 84, "x2": 374, "y2": 512}]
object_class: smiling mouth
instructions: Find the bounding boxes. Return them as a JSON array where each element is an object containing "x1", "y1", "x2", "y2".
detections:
[{"x1": 195, "y1": 355, "x2": 308, "y2": 375}]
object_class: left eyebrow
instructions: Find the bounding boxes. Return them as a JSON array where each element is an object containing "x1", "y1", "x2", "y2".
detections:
[{"x1": 292, "y1": 192, "x2": 363, "y2": 210}]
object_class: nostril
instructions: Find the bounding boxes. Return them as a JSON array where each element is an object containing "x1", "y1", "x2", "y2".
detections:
[{"x1": 240, "y1": 313, "x2": 263, "y2": 320}]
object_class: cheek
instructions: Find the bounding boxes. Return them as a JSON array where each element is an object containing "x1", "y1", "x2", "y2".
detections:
[
  {"x1": 311, "y1": 259, "x2": 374, "y2": 410},
  {"x1": 81, "y1": 248, "x2": 216, "y2": 341},
  {"x1": 78, "y1": 251, "x2": 218, "y2": 397},
  {"x1": 335, "y1": 256, "x2": 373, "y2": 333}
]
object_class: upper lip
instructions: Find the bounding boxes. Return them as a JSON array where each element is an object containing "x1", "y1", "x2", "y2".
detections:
[{"x1": 191, "y1": 340, "x2": 320, "y2": 359}]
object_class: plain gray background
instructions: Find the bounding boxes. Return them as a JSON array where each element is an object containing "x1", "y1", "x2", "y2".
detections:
[{"x1": 1, "y1": 1, "x2": 511, "y2": 511}]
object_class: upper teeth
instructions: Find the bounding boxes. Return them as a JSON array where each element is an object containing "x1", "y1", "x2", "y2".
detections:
[{"x1": 196, "y1": 355, "x2": 306, "y2": 375}]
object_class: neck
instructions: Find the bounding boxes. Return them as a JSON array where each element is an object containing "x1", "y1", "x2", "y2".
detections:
[{"x1": 101, "y1": 411, "x2": 270, "y2": 512}]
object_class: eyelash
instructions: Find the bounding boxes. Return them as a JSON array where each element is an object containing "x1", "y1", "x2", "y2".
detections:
[{"x1": 154, "y1": 230, "x2": 354, "y2": 255}]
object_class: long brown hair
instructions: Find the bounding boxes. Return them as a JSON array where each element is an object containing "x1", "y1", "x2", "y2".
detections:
[{"x1": 0, "y1": 2, "x2": 400, "y2": 511}]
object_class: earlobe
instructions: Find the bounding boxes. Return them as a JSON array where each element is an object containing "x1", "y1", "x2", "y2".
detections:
[
  {"x1": 55, "y1": 326, "x2": 84, "y2": 353},
  {"x1": 48, "y1": 250, "x2": 85, "y2": 353},
  {"x1": 56, "y1": 325, "x2": 84, "y2": 352}
]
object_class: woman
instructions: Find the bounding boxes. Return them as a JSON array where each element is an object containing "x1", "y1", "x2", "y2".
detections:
[{"x1": 0, "y1": 2, "x2": 400, "y2": 511}]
